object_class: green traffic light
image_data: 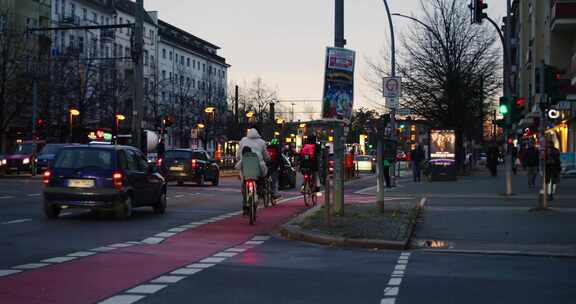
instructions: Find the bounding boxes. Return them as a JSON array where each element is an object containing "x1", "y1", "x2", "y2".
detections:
[
  {"x1": 399, "y1": 124, "x2": 405, "y2": 129},
  {"x1": 499, "y1": 104, "x2": 509, "y2": 115}
]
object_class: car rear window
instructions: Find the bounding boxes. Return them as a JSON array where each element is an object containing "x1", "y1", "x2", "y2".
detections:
[
  {"x1": 53, "y1": 148, "x2": 114, "y2": 170},
  {"x1": 165, "y1": 151, "x2": 205, "y2": 160},
  {"x1": 40, "y1": 144, "x2": 64, "y2": 155}
]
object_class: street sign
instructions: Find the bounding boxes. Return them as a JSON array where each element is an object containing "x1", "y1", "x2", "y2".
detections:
[
  {"x1": 383, "y1": 77, "x2": 402, "y2": 98},
  {"x1": 386, "y1": 97, "x2": 399, "y2": 109},
  {"x1": 396, "y1": 108, "x2": 411, "y2": 116}
]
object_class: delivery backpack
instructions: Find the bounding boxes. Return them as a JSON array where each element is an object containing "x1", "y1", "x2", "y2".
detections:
[
  {"x1": 300, "y1": 144, "x2": 316, "y2": 161},
  {"x1": 266, "y1": 146, "x2": 279, "y2": 163}
]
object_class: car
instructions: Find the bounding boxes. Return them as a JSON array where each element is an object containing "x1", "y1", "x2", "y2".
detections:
[
  {"x1": 36, "y1": 144, "x2": 69, "y2": 174},
  {"x1": 42, "y1": 145, "x2": 167, "y2": 220},
  {"x1": 0, "y1": 154, "x2": 5, "y2": 175},
  {"x1": 279, "y1": 154, "x2": 296, "y2": 190},
  {"x1": 159, "y1": 149, "x2": 219, "y2": 186},
  {"x1": 562, "y1": 165, "x2": 576, "y2": 179},
  {"x1": 396, "y1": 150, "x2": 409, "y2": 162},
  {"x1": 4, "y1": 141, "x2": 46, "y2": 175},
  {"x1": 355, "y1": 155, "x2": 376, "y2": 173}
]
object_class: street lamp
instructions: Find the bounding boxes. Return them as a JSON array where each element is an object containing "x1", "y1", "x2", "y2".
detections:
[
  {"x1": 276, "y1": 118, "x2": 285, "y2": 124},
  {"x1": 204, "y1": 106, "x2": 215, "y2": 114},
  {"x1": 115, "y1": 114, "x2": 126, "y2": 143},
  {"x1": 196, "y1": 123, "x2": 205, "y2": 129},
  {"x1": 69, "y1": 109, "x2": 80, "y2": 143},
  {"x1": 246, "y1": 111, "x2": 254, "y2": 119}
]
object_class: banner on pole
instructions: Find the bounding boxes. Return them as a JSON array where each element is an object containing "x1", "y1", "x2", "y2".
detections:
[{"x1": 322, "y1": 47, "x2": 356, "y2": 122}]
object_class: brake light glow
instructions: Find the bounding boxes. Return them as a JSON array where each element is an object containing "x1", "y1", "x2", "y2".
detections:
[
  {"x1": 113, "y1": 172, "x2": 123, "y2": 190},
  {"x1": 191, "y1": 159, "x2": 198, "y2": 169},
  {"x1": 42, "y1": 171, "x2": 51, "y2": 185},
  {"x1": 247, "y1": 180, "x2": 255, "y2": 192},
  {"x1": 157, "y1": 158, "x2": 163, "y2": 166}
]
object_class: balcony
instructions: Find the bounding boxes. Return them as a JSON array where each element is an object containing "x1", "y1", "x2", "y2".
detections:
[{"x1": 551, "y1": 0, "x2": 576, "y2": 32}]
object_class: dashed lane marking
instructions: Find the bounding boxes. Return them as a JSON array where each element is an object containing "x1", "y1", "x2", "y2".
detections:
[
  {"x1": 27, "y1": 194, "x2": 41, "y2": 197},
  {"x1": 186, "y1": 263, "x2": 215, "y2": 269},
  {"x1": 0, "y1": 270, "x2": 22, "y2": 277},
  {"x1": 149, "y1": 275, "x2": 186, "y2": 284},
  {"x1": 380, "y1": 251, "x2": 413, "y2": 303},
  {"x1": 170, "y1": 268, "x2": 203, "y2": 275},
  {"x1": 13, "y1": 263, "x2": 49, "y2": 270},
  {"x1": 97, "y1": 295, "x2": 146, "y2": 304},
  {"x1": 41, "y1": 257, "x2": 77, "y2": 263},
  {"x1": 125, "y1": 284, "x2": 167, "y2": 295},
  {"x1": 2, "y1": 218, "x2": 32, "y2": 225},
  {"x1": 0, "y1": 196, "x2": 15, "y2": 199}
]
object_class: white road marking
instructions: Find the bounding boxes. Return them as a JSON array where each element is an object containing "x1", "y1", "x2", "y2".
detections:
[
  {"x1": 419, "y1": 197, "x2": 427, "y2": 208},
  {"x1": 397, "y1": 259, "x2": 408, "y2": 264},
  {"x1": 60, "y1": 212, "x2": 72, "y2": 216},
  {"x1": 186, "y1": 263, "x2": 215, "y2": 269},
  {"x1": 380, "y1": 298, "x2": 396, "y2": 304},
  {"x1": 0, "y1": 196, "x2": 14, "y2": 199},
  {"x1": 384, "y1": 287, "x2": 399, "y2": 296},
  {"x1": 91, "y1": 246, "x2": 116, "y2": 252},
  {"x1": 398, "y1": 255, "x2": 409, "y2": 260},
  {"x1": 392, "y1": 270, "x2": 404, "y2": 276},
  {"x1": 167, "y1": 227, "x2": 187, "y2": 233},
  {"x1": 226, "y1": 248, "x2": 248, "y2": 253},
  {"x1": 97, "y1": 295, "x2": 145, "y2": 304},
  {"x1": 400, "y1": 252, "x2": 411, "y2": 257},
  {"x1": 245, "y1": 240, "x2": 264, "y2": 245},
  {"x1": 394, "y1": 264, "x2": 406, "y2": 270},
  {"x1": 141, "y1": 237, "x2": 164, "y2": 244},
  {"x1": 109, "y1": 243, "x2": 134, "y2": 248},
  {"x1": 150, "y1": 275, "x2": 186, "y2": 284},
  {"x1": 27, "y1": 194, "x2": 41, "y2": 197},
  {"x1": 388, "y1": 278, "x2": 403, "y2": 286},
  {"x1": 2, "y1": 219, "x2": 32, "y2": 225},
  {"x1": 213, "y1": 252, "x2": 237, "y2": 258},
  {"x1": 13, "y1": 263, "x2": 49, "y2": 270},
  {"x1": 170, "y1": 268, "x2": 203, "y2": 275},
  {"x1": 0, "y1": 269, "x2": 22, "y2": 277},
  {"x1": 42, "y1": 256, "x2": 77, "y2": 263},
  {"x1": 178, "y1": 224, "x2": 198, "y2": 229},
  {"x1": 174, "y1": 195, "x2": 184, "y2": 198},
  {"x1": 199, "y1": 257, "x2": 226, "y2": 263},
  {"x1": 155, "y1": 232, "x2": 176, "y2": 238},
  {"x1": 126, "y1": 284, "x2": 167, "y2": 294},
  {"x1": 251, "y1": 235, "x2": 271, "y2": 241},
  {"x1": 67, "y1": 251, "x2": 97, "y2": 257}
]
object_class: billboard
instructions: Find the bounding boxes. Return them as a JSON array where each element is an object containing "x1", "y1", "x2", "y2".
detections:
[
  {"x1": 430, "y1": 129, "x2": 456, "y2": 159},
  {"x1": 322, "y1": 47, "x2": 355, "y2": 122}
]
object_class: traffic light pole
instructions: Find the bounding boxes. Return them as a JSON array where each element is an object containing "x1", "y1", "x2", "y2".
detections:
[
  {"x1": 538, "y1": 63, "x2": 549, "y2": 209},
  {"x1": 333, "y1": 0, "x2": 345, "y2": 216}
]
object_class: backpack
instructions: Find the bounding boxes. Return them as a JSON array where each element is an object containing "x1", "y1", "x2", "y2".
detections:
[
  {"x1": 267, "y1": 146, "x2": 279, "y2": 163},
  {"x1": 300, "y1": 144, "x2": 315, "y2": 161}
]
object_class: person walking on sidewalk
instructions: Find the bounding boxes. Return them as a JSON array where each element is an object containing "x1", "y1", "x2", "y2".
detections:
[
  {"x1": 487, "y1": 144, "x2": 500, "y2": 177},
  {"x1": 410, "y1": 144, "x2": 425, "y2": 182},
  {"x1": 546, "y1": 145, "x2": 562, "y2": 200},
  {"x1": 523, "y1": 143, "x2": 539, "y2": 188}
]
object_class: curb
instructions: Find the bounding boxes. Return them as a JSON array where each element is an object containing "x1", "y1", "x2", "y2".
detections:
[
  {"x1": 415, "y1": 248, "x2": 576, "y2": 259},
  {"x1": 277, "y1": 202, "x2": 420, "y2": 251}
]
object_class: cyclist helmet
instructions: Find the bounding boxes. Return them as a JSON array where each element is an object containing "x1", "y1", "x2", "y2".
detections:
[{"x1": 270, "y1": 138, "x2": 279, "y2": 145}]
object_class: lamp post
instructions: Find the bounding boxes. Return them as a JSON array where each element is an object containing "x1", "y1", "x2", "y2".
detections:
[
  {"x1": 69, "y1": 109, "x2": 80, "y2": 143},
  {"x1": 204, "y1": 106, "x2": 216, "y2": 151}
]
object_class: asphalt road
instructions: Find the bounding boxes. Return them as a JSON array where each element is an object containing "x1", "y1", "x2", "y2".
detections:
[{"x1": 0, "y1": 173, "x2": 574, "y2": 304}]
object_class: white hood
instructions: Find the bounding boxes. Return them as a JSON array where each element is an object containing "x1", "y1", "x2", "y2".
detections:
[{"x1": 247, "y1": 128, "x2": 261, "y2": 139}]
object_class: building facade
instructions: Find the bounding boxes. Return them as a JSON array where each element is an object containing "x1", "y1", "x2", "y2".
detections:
[{"x1": 511, "y1": 0, "x2": 576, "y2": 165}]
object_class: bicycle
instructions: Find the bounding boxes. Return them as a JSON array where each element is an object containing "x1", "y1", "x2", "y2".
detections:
[
  {"x1": 243, "y1": 178, "x2": 257, "y2": 225},
  {"x1": 240, "y1": 152, "x2": 262, "y2": 225},
  {"x1": 302, "y1": 170, "x2": 317, "y2": 207},
  {"x1": 261, "y1": 175, "x2": 276, "y2": 208}
]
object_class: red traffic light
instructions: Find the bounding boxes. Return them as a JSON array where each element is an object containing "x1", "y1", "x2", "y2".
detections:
[
  {"x1": 37, "y1": 118, "x2": 44, "y2": 125},
  {"x1": 555, "y1": 73, "x2": 561, "y2": 80},
  {"x1": 507, "y1": 137, "x2": 513, "y2": 145},
  {"x1": 515, "y1": 98, "x2": 526, "y2": 106}
]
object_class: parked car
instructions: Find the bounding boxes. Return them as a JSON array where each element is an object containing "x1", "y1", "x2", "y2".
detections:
[
  {"x1": 42, "y1": 145, "x2": 167, "y2": 220},
  {"x1": 0, "y1": 154, "x2": 6, "y2": 175},
  {"x1": 159, "y1": 149, "x2": 219, "y2": 186},
  {"x1": 562, "y1": 165, "x2": 576, "y2": 179},
  {"x1": 36, "y1": 144, "x2": 69, "y2": 174},
  {"x1": 5, "y1": 141, "x2": 46, "y2": 175},
  {"x1": 279, "y1": 154, "x2": 296, "y2": 190},
  {"x1": 355, "y1": 155, "x2": 376, "y2": 173}
]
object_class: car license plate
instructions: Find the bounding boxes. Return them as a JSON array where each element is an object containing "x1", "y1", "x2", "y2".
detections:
[
  {"x1": 67, "y1": 179, "x2": 95, "y2": 188},
  {"x1": 170, "y1": 166, "x2": 184, "y2": 171}
]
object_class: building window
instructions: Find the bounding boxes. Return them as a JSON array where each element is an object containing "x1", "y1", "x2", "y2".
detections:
[
  {"x1": 162, "y1": 70, "x2": 166, "y2": 80},
  {"x1": 169, "y1": 51, "x2": 172, "y2": 60},
  {"x1": 82, "y1": 8, "x2": 87, "y2": 20},
  {"x1": 149, "y1": 30, "x2": 154, "y2": 45},
  {"x1": 150, "y1": 55, "x2": 154, "y2": 66},
  {"x1": 187, "y1": 58, "x2": 190, "y2": 67},
  {"x1": 203, "y1": 64, "x2": 205, "y2": 72},
  {"x1": 192, "y1": 79, "x2": 196, "y2": 88},
  {"x1": 92, "y1": 12, "x2": 97, "y2": 24},
  {"x1": 106, "y1": 17, "x2": 110, "y2": 25},
  {"x1": 181, "y1": 55, "x2": 184, "y2": 65},
  {"x1": 125, "y1": 46, "x2": 129, "y2": 58},
  {"x1": 78, "y1": 36, "x2": 84, "y2": 53},
  {"x1": 144, "y1": 77, "x2": 148, "y2": 92},
  {"x1": 69, "y1": 34, "x2": 75, "y2": 48},
  {"x1": 193, "y1": 60, "x2": 196, "y2": 69},
  {"x1": 162, "y1": 49, "x2": 166, "y2": 59},
  {"x1": 119, "y1": 17, "x2": 123, "y2": 33},
  {"x1": 162, "y1": 92, "x2": 166, "y2": 102},
  {"x1": 69, "y1": 3, "x2": 75, "y2": 18},
  {"x1": 119, "y1": 45, "x2": 123, "y2": 58},
  {"x1": 100, "y1": 16, "x2": 104, "y2": 25},
  {"x1": 144, "y1": 50, "x2": 148, "y2": 65},
  {"x1": 169, "y1": 72, "x2": 172, "y2": 80}
]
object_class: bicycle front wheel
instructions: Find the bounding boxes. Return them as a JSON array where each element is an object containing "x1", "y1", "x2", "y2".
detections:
[{"x1": 303, "y1": 182, "x2": 311, "y2": 207}]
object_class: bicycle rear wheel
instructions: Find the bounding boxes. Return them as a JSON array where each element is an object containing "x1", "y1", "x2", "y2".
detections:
[
  {"x1": 303, "y1": 181, "x2": 311, "y2": 207},
  {"x1": 249, "y1": 189, "x2": 257, "y2": 225}
]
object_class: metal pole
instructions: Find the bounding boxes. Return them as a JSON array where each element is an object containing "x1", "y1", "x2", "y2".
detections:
[
  {"x1": 538, "y1": 63, "x2": 548, "y2": 209},
  {"x1": 132, "y1": 0, "x2": 145, "y2": 151},
  {"x1": 333, "y1": 0, "x2": 346, "y2": 215},
  {"x1": 31, "y1": 80, "x2": 38, "y2": 176},
  {"x1": 504, "y1": 0, "x2": 513, "y2": 195},
  {"x1": 383, "y1": 0, "x2": 397, "y2": 190}
]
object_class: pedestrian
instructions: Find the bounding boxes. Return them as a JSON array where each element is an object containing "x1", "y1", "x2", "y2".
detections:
[
  {"x1": 410, "y1": 144, "x2": 425, "y2": 182},
  {"x1": 523, "y1": 143, "x2": 539, "y2": 188},
  {"x1": 383, "y1": 159, "x2": 391, "y2": 187},
  {"x1": 266, "y1": 138, "x2": 282, "y2": 199},
  {"x1": 487, "y1": 145, "x2": 500, "y2": 177},
  {"x1": 546, "y1": 145, "x2": 562, "y2": 200},
  {"x1": 157, "y1": 138, "x2": 166, "y2": 161}
]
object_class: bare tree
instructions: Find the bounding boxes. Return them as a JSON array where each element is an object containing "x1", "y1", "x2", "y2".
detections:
[{"x1": 368, "y1": 0, "x2": 501, "y2": 166}]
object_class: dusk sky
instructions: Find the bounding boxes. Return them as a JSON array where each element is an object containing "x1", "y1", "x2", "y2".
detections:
[{"x1": 146, "y1": 0, "x2": 506, "y2": 120}]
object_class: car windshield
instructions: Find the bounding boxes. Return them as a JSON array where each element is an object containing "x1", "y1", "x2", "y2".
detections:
[
  {"x1": 53, "y1": 148, "x2": 114, "y2": 170},
  {"x1": 13, "y1": 143, "x2": 33, "y2": 154},
  {"x1": 40, "y1": 144, "x2": 64, "y2": 155},
  {"x1": 165, "y1": 151, "x2": 205, "y2": 160}
]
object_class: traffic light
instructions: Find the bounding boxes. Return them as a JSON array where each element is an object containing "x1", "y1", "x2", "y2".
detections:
[
  {"x1": 544, "y1": 65, "x2": 566, "y2": 105},
  {"x1": 470, "y1": 0, "x2": 488, "y2": 24},
  {"x1": 511, "y1": 97, "x2": 526, "y2": 124},
  {"x1": 162, "y1": 115, "x2": 174, "y2": 127},
  {"x1": 499, "y1": 96, "x2": 510, "y2": 115}
]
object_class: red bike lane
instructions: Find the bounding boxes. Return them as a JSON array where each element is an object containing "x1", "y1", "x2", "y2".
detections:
[{"x1": 0, "y1": 197, "x2": 308, "y2": 304}]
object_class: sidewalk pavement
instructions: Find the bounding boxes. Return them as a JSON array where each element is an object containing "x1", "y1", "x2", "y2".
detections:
[{"x1": 394, "y1": 166, "x2": 576, "y2": 257}]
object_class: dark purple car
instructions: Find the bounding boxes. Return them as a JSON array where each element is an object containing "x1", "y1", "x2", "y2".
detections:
[
  {"x1": 43, "y1": 144, "x2": 167, "y2": 220},
  {"x1": 5, "y1": 141, "x2": 45, "y2": 175}
]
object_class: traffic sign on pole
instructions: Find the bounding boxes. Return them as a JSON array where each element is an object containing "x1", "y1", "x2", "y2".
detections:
[{"x1": 383, "y1": 77, "x2": 402, "y2": 98}]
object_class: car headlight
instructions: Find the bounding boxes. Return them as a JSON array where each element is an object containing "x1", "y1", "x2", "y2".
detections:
[
  {"x1": 0, "y1": 159, "x2": 5, "y2": 165},
  {"x1": 23, "y1": 158, "x2": 30, "y2": 165}
]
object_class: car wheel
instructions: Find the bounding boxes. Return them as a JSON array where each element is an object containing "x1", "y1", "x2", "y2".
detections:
[
  {"x1": 153, "y1": 189, "x2": 167, "y2": 215},
  {"x1": 43, "y1": 200, "x2": 60, "y2": 219},
  {"x1": 177, "y1": 180, "x2": 184, "y2": 186},
  {"x1": 197, "y1": 174, "x2": 204, "y2": 186},
  {"x1": 211, "y1": 175, "x2": 219, "y2": 186},
  {"x1": 114, "y1": 195, "x2": 133, "y2": 220}
]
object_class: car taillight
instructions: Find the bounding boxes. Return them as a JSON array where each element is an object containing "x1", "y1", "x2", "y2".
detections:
[
  {"x1": 42, "y1": 171, "x2": 51, "y2": 185},
  {"x1": 157, "y1": 158, "x2": 163, "y2": 166},
  {"x1": 191, "y1": 159, "x2": 198, "y2": 169},
  {"x1": 304, "y1": 174, "x2": 309, "y2": 181},
  {"x1": 113, "y1": 172, "x2": 123, "y2": 190}
]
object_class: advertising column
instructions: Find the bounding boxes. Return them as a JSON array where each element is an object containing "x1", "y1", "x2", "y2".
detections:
[{"x1": 429, "y1": 129, "x2": 457, "y2": 181}]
